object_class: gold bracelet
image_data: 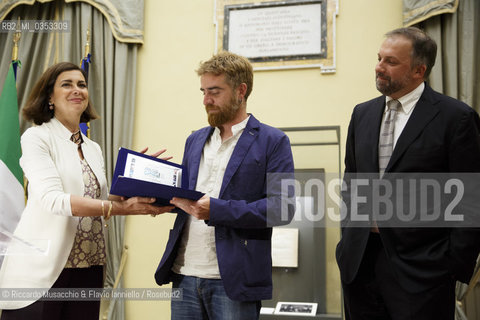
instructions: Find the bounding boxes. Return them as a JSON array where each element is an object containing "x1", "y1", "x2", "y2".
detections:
[
  {"x1": 106, "y1": 201, "x2": 113, "y2": 220},
  {"x1": 104, "y1": 201, "x2": 113, "y2": 228}
]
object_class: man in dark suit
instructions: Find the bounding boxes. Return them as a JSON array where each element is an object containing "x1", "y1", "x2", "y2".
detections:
[
  {"x1": 336, "y1": 27, "x2": 480, "y2": 320},
  {"x1": 154, "y1": 51, "x2": 295, "y2": 319}
]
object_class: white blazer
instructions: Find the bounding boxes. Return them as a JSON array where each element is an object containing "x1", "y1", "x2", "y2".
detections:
[{"x1": 0, "y1": 117, "x2": 108, "y2": 309}]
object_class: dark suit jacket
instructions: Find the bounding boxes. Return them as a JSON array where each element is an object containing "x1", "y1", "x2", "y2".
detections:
[
  {"x1": 155, "y1": 115, "x2": 295, "y2": 301},
  {"x1": 336, "y1": 84, "x2": 480, "y2": 293}
]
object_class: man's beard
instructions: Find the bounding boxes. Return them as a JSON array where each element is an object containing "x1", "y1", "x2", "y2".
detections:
[
  {"x1": 375, "y1": 72, "x2": 410, "y2": 96},
  {"x1": 205, "y1": 96, "x2": 241, "y2": 127}
]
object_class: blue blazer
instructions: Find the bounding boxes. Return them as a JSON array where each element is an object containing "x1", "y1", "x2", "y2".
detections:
[{"x1": 155, "y1": 115, "x2": 295, "y2": 301}]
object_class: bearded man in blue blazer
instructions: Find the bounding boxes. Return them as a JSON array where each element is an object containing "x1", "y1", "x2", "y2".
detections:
[
  {"x1": 336, "y1": 27, "x2": 480, "y2": 320},
  {"x1": 155, "y1": 51, "x2": 295, "y2": 319}
]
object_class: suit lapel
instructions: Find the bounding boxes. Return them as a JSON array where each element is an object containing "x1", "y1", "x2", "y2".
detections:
[
  {"x1": 362, "y1": 96, "x2": 385, "y2": 172},
  {"x1": 219, "y1": 115, "x2": 259, "y2": 198},
  {"x1": 188, "y1": 127, "x2": 214, "y2": 190},
  {"x1": 386, "y1": 85, "x2": 440, "y2": 172},
  {"x1": 366, "y1": 97, "x2": 386, "y2": 172}
]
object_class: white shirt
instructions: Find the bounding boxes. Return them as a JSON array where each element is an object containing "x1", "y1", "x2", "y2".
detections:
[
  {"x1": 384, "y1": 82, "x2": 425, "y2": 148},
  {"x1": 172, "y1": 116, "x2": 250, "y2": 278}
]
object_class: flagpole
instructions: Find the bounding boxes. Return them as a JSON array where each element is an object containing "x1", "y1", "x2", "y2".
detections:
[
  {"x1": 11, "y1": 17, "x2": 21, "y2": 61},
  {"x1": 84, "y1": 28, "x2": 90, "y2": 59},
  {"x1": 12, "y1": 17, "x2": 21, "y2": 78},
  {"x1": 80, "y1": 28, "x2": 91, "y2": 73},
  {"x1": 80, "y1": 28, "x2": 91, "y2": 138}
]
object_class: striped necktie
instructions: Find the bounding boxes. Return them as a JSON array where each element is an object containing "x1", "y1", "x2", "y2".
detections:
[
  {"x1": 372, "y1": 99, "x2": 401, "y2": 232},
  {"x1": 378, "y1": 99, "x2": 400, "y2": 175}
]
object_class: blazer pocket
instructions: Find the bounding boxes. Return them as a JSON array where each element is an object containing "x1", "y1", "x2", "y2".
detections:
[
  {"x1": 403, "y1": 145, "x2": 445, "y2": 160},
  {"x1": 242, "y1": 239, "x2": 271, "y2": 287},
  {"x1": 400, "y1": 145, "x2": 446, "y2": 170},
  {"x1": 238, "y1": 159, "x2": 265, "y2": 175}
]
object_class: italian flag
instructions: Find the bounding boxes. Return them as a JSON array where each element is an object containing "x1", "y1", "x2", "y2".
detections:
[{"x1": 0, "y1": 61, "x2": 24, "y2": 242}]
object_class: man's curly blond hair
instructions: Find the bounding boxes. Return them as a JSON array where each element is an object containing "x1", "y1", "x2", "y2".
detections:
[{"x1": 197, "y1": 51, "x2": 253, "y2": 100}]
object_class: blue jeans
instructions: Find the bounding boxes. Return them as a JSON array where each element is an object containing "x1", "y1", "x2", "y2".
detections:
[{"x1": 171, "y1": 274, "x2": 261, "y2": 320}]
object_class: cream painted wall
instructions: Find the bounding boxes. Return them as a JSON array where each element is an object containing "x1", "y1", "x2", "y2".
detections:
[{"x1": 124, "y1": 0, "x2": 403, "y2": 319}]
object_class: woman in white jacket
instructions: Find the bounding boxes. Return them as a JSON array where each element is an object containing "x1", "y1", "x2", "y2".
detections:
[{"x1": 0, "y1": 62, "x2": 173, "y2": 320}]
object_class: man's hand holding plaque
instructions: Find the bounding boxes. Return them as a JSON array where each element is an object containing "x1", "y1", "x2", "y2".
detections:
[{"x1": 110, "y1": 148, "x2": 204, "y2": 206}]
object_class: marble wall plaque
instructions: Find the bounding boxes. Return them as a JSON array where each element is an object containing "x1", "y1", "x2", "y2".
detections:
[{"x1": 226, "y1": 3, "x2": 322, "y2": 59}]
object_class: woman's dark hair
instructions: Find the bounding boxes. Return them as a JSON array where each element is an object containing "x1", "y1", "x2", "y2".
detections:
[{"x1": 22, "y1": 62, "x2": 98, "y2": 125}]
